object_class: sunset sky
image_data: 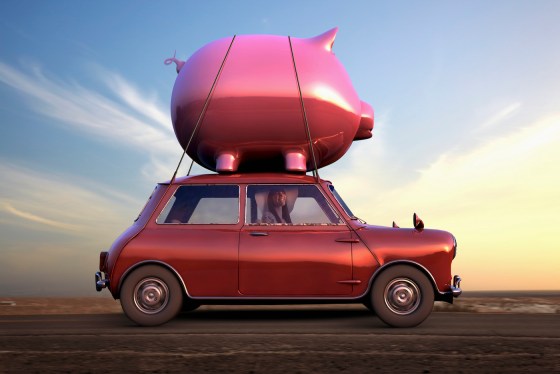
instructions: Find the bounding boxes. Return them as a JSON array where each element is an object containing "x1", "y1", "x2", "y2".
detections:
[{"x1": 1, "y1": 1, "x2": 559, "y2": 295}]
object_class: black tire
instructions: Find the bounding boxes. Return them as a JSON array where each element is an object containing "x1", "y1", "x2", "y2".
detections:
[
  {"x1": 181, "y1": 298, "x2": 200, "y2": 313},
  {"x1": 371, "y1": 265, "x2": 434, "y2": 328},
  {"x1": 120, "y1": 265, "x2": 183, "y2": 326},
  {"x1": 362, "y1": 298, "x2": 375, "y2": 313}
]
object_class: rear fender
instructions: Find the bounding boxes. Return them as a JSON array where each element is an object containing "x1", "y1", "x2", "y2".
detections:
[{"x1": 117, "y1": 260, "x2": 191, "y2": 299}]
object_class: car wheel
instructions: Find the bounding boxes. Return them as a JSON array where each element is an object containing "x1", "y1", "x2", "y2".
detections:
[
  {"x1": 371, "y1": 265, "x2": 434, "y2": 327},
  {"x1": 120, "y1": 265, "x2": 183, "y2": 326}
]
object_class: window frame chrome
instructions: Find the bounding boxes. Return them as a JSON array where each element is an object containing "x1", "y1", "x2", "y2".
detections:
[
  {"x1": 156, "y1": 184, "x2": 241, "y2": 225},
  {"x1": 244, "y1": 183, "x2": 345, "y2": 226}
]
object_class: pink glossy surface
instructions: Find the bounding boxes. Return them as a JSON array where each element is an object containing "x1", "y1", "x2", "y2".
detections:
[{"x1": 170, "y1": 29, "x2": 374, "y2": 173}]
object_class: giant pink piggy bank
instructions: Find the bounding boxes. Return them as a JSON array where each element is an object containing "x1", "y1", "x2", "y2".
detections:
[{"x1": 166, "y1": 27, "x2": 373, "y2": 173}]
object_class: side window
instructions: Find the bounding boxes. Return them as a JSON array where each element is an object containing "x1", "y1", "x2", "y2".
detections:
[
  {"x1": 157, "y1": 185, "x2": 239, "y2": 224},
  {"x1": 246, "y1": 185, "x2": 342, "y2": 225},
  {"x1": 134, "y1": 185, "x2": 159, "y2": 222}
]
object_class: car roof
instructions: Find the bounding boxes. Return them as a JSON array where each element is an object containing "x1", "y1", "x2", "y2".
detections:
[{"x1": 162, "y1": 173, "x2": 331, "y2": 185}]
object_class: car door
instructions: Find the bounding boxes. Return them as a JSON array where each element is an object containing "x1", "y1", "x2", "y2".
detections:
[
  {"x1": 239, "y1": 184, "x2": 354, "y2": 296},
  {"x1": 151, "y1": 184, "x2": 241, "y2": 297}
]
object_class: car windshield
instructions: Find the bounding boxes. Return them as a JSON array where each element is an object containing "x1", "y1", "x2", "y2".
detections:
[{"x1": 328, "y1": 184, "x2": 357, "y2": 219}]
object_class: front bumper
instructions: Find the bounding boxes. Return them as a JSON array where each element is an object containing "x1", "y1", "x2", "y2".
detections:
[
  {"x1": 436, "y1": 274, "x2": 462, "y2": 303},
  {"x1": 450, "y1": 275, "x2": 462, "y2": 297},
  {"x1": 95, "y1": 271, "x2": 110, "y2": 292}
]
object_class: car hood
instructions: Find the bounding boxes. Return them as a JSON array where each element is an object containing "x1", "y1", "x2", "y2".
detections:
[{"x1": 354, "y1": 224, "x2": 456, "y2": 265}]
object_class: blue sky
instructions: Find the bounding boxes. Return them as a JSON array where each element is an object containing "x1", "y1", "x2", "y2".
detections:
[{"x1": 1, "y1": 1, "x2": 559, "y2": 295}]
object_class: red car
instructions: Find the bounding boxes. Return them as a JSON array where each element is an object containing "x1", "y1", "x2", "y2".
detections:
[{"x1": 95, "y1": 173, "x2": 461, "y2": 327}]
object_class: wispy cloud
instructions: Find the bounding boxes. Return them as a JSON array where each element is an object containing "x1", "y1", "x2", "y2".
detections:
[
  {"x1": 0, "y1": 161, "x2": 140, "y2": 237},
  {"x1": 476, "y1": 102, "x2": 522, "y2": 132},
  {"x1": 3, "y1": 202, "x2": 82, "y2": 231},
  {"x1": 96, "y1": 67, "x2": 171, "y2": 131},
  {"x1": 338, "y1": 112, "x2": 560, "y2": 222},
  {"x1": 0, "y1": 60, "x2": 180, "y2": 180}
]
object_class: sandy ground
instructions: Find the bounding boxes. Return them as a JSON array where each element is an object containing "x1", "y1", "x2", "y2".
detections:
[{"x1": 0, "y1": 291, "x2": 558, "y2": 315}]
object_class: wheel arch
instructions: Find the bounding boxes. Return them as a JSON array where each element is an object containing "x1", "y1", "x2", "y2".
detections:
[
  {"x1": 117, "y1": 260, "x2": 192, "y2": 300},
  {"x1": 366, "y1": 260, "x2": 442, "y2": 300}
]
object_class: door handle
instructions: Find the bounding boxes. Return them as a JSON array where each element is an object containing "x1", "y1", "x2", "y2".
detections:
[
  {"x1": 250, "y1": 232, "x2": 269, "y2": 237},
  {"x1": 335, "y1": 238, "x2": 359, "y2": 243}
]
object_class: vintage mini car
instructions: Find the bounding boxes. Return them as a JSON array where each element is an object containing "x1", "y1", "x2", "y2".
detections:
[{"x1": 95, "y1": 173, "x2": 461, "y2": 327}]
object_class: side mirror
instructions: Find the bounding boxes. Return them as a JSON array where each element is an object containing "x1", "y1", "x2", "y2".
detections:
[
  {"x1": 392, "y1": 221, "x2": 399, "y2": 228},
  {"x1": 413, "y1": 213, "x2": 424, "y2": 232}
]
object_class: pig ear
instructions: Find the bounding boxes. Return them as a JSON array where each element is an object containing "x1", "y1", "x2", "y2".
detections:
[{"x1": 309, "y1": 27, "x2": 339, "y2": 52}]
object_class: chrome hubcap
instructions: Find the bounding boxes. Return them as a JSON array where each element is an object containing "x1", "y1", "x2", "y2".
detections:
[
  {"x1": 384, "y1": 278, "x2": 421, "y2": 315},
  {"x1": 133, "y1": 277, "x2": 169, "y2": 314}
]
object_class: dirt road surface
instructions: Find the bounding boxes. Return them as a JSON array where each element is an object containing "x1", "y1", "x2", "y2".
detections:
[{"x1": 1, "y1": 298, "x2": 559, "y2": 373}]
